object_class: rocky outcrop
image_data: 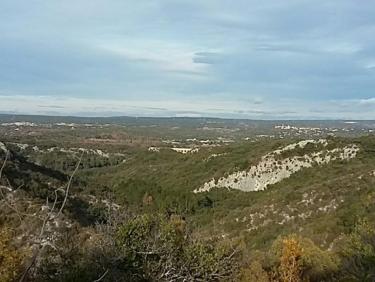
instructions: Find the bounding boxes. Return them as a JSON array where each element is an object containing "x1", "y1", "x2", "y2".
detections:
[
  {"x1": 6, "y1": 142, "x2": 125, "y2": 159},
  {"x1": 194, "y1": 140, "x2": 359, "y2": 193},
  {"x1": 0, "y1": 141, "x2": 7, "y2": 153}
]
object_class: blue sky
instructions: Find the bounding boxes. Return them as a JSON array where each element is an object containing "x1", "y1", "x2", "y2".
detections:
[{"x1": 0, "y1": 0, "x2": 374, "y2": 119}]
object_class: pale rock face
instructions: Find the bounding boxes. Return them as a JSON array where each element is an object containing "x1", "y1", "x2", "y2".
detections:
[
  {"x1": 148, "y1": 147, "x2": 199, "y2": 154},
  {"x1": 9, "y1": 142, "x2": 124, "y2": 159},
  {"x1": 16, "y1": 143, "x2": 29, "y2": 150},
  {"x1": 171, "y1": 147, "x2": 199, "y2": 154},
  {"x1": 0, "y1": 142, "x2": 7, "y2": 153},
  {"x1": 1, "y1": 122, "x2": 37, "y2": 127},
  {"x1": 194, "y1": 140, "x2": 360, "y2": 193},
  {"x1": 205, "y1": 153, "x2": 228, "y2": 161},
  {"x1": 272, "y1": 139, "x2": 328, "y2": 154},
  {"x1": 32, "y1": 146, "x2": 41, "y2": 152}
]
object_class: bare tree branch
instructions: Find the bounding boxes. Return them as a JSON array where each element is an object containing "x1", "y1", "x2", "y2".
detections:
[
  {"x1": 20, "y1": 153, "x2": 83, "y2": 282},
  {"x1": 0, "y1": 151, "x2": 25, "y2": 223},
  {"x1": 0, "y1": 149, "x2": 9, "y2": 179},
  {"x1": 93, "y1": 269, "x2": 109, "y2": 282},
  {"x1": 57, "y1": 152, "x2": 83, "y2": 217}
]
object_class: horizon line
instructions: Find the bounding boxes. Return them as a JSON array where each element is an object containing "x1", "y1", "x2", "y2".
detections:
[{"x1": 0, "y1": 113, "x2": 374, "y2": 122}]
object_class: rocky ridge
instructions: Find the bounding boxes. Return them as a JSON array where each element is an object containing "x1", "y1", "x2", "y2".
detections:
[{"x1": 194, "y1": 139, "x2": 360, "y2": 193}]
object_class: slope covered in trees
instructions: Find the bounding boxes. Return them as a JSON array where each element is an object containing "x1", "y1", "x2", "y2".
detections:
[{"x1": 0, "y1": 117, "x2": 375, "y2": 281}]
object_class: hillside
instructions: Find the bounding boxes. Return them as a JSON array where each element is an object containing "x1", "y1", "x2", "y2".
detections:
[
  {"x1": 74, "y1": 136, "x2": 375, "y2": 247},
  {"x1": 1, "y1": 117, "x2": 375, "y2": 281}
]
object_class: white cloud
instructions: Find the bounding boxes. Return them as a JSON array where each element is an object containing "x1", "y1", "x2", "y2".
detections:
[
  {"x1": 359, "y1": 97, "x2": 375, "y2": 105},
  {"x1": 98, "y1": 40, "x2": 210, "y2": 76}
]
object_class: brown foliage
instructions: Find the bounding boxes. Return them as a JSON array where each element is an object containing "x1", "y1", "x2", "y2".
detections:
[
  {"x1": 278, "y1": 236, "x2": 303, "y2": 282},
  {"x1": 0, "y1": 226, "x2": 25, "y2": 282},
  {"x1": 240, "y1": 260, "x2": 269, "y2": 282}
]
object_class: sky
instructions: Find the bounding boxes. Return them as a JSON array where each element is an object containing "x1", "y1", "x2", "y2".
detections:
[{"x1": 0, "y1": 0, "x2": 375, "y2": 119}]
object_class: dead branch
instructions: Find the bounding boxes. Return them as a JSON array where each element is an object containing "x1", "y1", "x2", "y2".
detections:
[
  {"x1": 0, "y1": 151, "x2": 25, "y2": 223},
  {"x1": 19, "y1": 153, "x2": 83, "y2": 282},
  {"x1": 93, "y1": 269, "x2": 109, "y2": 282},
  {"x1": 57, "y1": 152, "x2": 83, "y2": 217},
  {"x1": 0, "y1": 149, "x2": 9, "y2": 179}
]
